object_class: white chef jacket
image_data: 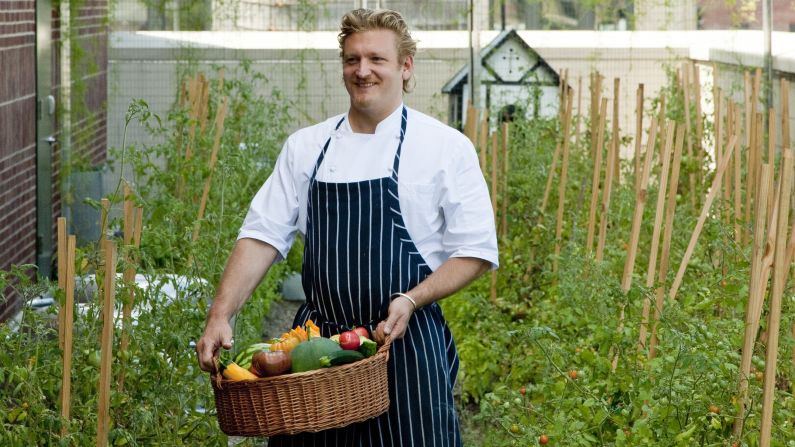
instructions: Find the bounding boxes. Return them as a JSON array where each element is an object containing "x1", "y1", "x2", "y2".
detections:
[{"x1": 238, "y1": 104, "x2": 499, "y2": 271}]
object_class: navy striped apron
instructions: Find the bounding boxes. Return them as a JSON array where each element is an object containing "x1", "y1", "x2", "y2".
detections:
[{"x1": 268, "y1": 107, "x2": 462, "y2": 446}]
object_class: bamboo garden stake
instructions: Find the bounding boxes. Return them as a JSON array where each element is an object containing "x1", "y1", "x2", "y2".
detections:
[
  {"x1": 596, "y1": 94, "x2": 618, "y2": 262},
  {"x1": 57, "y1": 217, "x2": 67, "y2": 350},
  {"x1": 693, "y1": 63, "x2": 704, "y2": 190},
  {"x1": 733, "y1": 163, "x2": 773, "y2": 438},
  {"x1": 633, "y1": 84, "x2": 644, "y2": 193},
  {"x1": 649, "y1": 124, "x2": 685, "y2": 359},
  {"x1": 589, "y1": 72, "x2": 602, "y2": 160},
  {"x1": 669, "y1": 135, "x2": 739, "y2": 301},
  {"x1": 760, "y1": 150, "x2": 794, "y2": 447},
  {"x1": 193, "y1": 96, "x2": 229, "y2": 242},
  {"x1": 60, "y1": 234, "x2": 76, "y2": 436},
  {"x1": 500, "y1": 123, "x2": 509, "y2": 237},
  {"x1": 574, "y1": 76, "x2": 583, "y2": 148},
  {"x1": 611, "y1": 78, "x2": 620, "y2": 186},
  {"x1": 586, "y1": 98, "x2": 609, "y2": 253},
  {"x1": 553, "y1": 92, "x2": 574, "y2": 273},
  {"x1": 97, "y1": 240, "x2": 116, "y2": 447},
  {"x1": 464, "y1": 102, "x2": 477, "y2": 145},
  {"x1": 478, "y1": 112, "x2": 488, "y2": 173},
  {"x1": 490, "y1": 132, "x2": 498, "y2": 304},
  {"x1": 734, "y1": 102, "x2": 743, "y2": 244},
  {"x1": 682, "y1": 63, "x2": 697, "y2": 210},
  {"x1": 782, "y1": 79, "x2": 790, "y2": 150},
  {"x1": 97, "y1": 198, "x2": 111, "y2": 290},
  {"x1": 119, "y1": 188, "x2": 143, "y2": 392},
  {"x1": 639, "y1": 120, "x2": 674, "y2": 349},
  {"x1": 611, "y1": 115, "x2": 657, "y2": 371}
]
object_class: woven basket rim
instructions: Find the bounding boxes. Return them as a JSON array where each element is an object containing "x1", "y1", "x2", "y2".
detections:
[{"x1": 212, "y1": 335, "x2": 392, "y2": 388}]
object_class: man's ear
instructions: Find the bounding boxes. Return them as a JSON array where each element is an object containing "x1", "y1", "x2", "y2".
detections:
[{"x1": 402, "y1": 55, "x2": 414, "y2": 80}]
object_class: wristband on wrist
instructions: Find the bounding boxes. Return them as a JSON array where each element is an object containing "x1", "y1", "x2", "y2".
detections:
[{"x1": 391, "y1": 292, "x2": 417, "y2": 311}]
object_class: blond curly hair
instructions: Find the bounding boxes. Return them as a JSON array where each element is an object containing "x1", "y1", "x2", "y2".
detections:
[{"x1": 338, "y1": 9, "x2": 418, "y2": 93}]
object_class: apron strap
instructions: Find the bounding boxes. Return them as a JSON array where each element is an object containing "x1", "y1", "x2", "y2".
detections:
[
  {"x1": 390, "y1": 106, "x2": 408, "y2": 184},
  {"x1": 309, "y1": 115, "x2": 346, "y2": 183}
]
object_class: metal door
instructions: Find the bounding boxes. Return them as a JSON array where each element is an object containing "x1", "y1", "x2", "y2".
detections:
[{"x1": 36, "y1": 0, "x2": 55, "y2": 278}]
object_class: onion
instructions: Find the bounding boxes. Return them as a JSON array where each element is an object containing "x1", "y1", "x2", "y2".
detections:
[{"x1": 251, "y1": 350, "x2": 291, "y2": 377}]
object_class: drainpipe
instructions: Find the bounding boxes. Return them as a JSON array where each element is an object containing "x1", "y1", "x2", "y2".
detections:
[
  {"x1": 60, "y1": 0, "x2": 72, "y2": 242},
  {"x1": 762, "y1": 0, "x2": 772, "y2": 115},
  {"x1": 36, "y1": 0, "x2": 54, "y2": 278},
  {"x1": 469, "y1": 0, "x2": 481, "y2": 110}
]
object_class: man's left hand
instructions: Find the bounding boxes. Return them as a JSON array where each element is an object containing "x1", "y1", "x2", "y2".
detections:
[{"x1": 380, "y1": 295, "x2": 415, "y2": 340}]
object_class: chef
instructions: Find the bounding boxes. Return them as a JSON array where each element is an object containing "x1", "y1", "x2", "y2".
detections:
[{"x1": 197, "y1": 8, "x2": 498, "y2": 446}]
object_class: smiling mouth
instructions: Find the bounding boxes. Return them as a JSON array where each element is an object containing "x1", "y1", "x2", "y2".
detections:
[{"x1": 355, "y1": 82, "x2": 376, "y2": 88}]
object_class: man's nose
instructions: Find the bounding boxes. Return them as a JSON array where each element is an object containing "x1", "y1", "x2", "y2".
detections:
[{"x1": 356, "y1": 61, "x2": 371, "y2": 77}]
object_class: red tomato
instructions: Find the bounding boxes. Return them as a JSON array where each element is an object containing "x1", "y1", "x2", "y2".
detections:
[
  {"x1": 339, "y1": 331, "x2": 361, "y2": 350},
  {"x1": 539, "y1": 434, "x2": 549, "y2": 445},
  {"x1": 353, "y1": 326, "x2": 370, "y2": 339}
]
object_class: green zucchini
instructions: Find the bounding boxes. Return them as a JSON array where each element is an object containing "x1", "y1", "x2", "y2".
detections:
[
  {"x1": 319, "y1": 349, "x2": 365, "y2": 367},
  {"x1": 234, "y1": 342, "x2": 271, "y2": 370}
]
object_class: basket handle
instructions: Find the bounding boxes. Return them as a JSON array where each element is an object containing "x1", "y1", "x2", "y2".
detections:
[
  {"x1": 211, "y1": 356, "x2": 224, "y2": 389},
  {"x1": 377, "y1": 335, "x2": 393, "y2": 353}
]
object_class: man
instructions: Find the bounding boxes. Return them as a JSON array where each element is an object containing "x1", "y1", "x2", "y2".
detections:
[{"x1": 196, "y1": 8, "x2": 498, "y2": 446}]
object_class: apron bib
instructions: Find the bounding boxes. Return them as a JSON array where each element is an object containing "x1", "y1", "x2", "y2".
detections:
[{"x1": 268, "y1": 107, "x2": 462, "y2": 446}]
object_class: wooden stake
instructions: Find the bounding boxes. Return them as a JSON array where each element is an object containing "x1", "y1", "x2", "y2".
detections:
[
  {"x1": 682, "y1": 63, "x2": 697, "y2": 211},
  {"x1": 586, "y1": 98, "x2": 609, "y2": 254},
  {"x1": 97, "y1": 240, "x2": 116, "y2": 447},
  {"x1": 57, "y1": 217, "x2": 67, "y2": 350},
  {"x1": 554, "y1": 92, "x2": 574, "y2": 273},
  {"x1": 782, "y1": 79, "x2": 790, "y2": 151},
  {"x1": 60, "y1": 234, "x2": 76, "y2": 436},
  {"x1": 611, "y1": 115, "x2": 657, "y2": 370},
  {"x1": 611, "y1": 78, "x2": 620, "y2": 186},
  {"x1": 490, "y1": 132, "x2": 498, "y2": 304},
  {"x1": 622, "y1": 115, "x2": 659, "y2": 293},
  {"x1": 193, "y1": 96, "x2": 229, "y2": 242},
  {"x1": 669, "y1": 135, "x2": 739, "y2": 301},
  {"x1": 768, "y1": 108, "x2": 776, "y2": 166},
  {"x1": 639, "y1": 120, "x2": 675, "y2": 350},
  {"x1": 734, "y1": 163, "x2": 773, "y2": 438},
  {"x1": 734, "y1": 102, "x2": 743, "y2": 243},
  {"x1": 649, "y1": 124, "x2": 685, "y2": 359},
  {"x1": 596, "y1": 95, "x2": 617, "y2": 262},
  {"x1": 464, "y1": 102, "x2": 477, "y2": 146},
  {"x1": 574, "y1": 76, "x2": 583, "y2": 149},
  {"x1": 97, "y1": 198, "x2": 110, "y2": 288},
  {"x1": 694, "y1": 63, "x2": 704, "y2": 191},
  {"x1": 541, "y1": 143, "x2": 563, "y2": 214},
  {"x1": 633, "y1": 84, "x2": 644, "y2": 194},
  {"x1": 500, "y1": 123, "x2": 509, "y2": 237},
  {"x1": 590, "y1": 73, "x2": 603, "y2": 160},
  {"x1": 119, "y1": 196, "x2": 143, "y2": 392},
  {"x1": 478, "y1": 111, "x2": 488, "y2": 173},
  {"x1": 760, "y1": 150, "x2": 794, "y2": 447}
]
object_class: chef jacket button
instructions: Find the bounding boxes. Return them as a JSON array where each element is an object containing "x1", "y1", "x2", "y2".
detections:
[
  {"x1": 330, "y1": 166, "x2": 337, "y2": 172},
  {"x1": 335, "y1": 131, "x2": 343, "y2": 139}
]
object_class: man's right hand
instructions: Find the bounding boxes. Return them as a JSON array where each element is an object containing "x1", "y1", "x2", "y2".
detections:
[{"x1": 196, "y1": 317, "x2": 233, "y2": 373}]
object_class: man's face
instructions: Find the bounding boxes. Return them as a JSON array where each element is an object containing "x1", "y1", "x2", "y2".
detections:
[{"x1": 342, "y1": 29, "x2": 412, "y2": 117}]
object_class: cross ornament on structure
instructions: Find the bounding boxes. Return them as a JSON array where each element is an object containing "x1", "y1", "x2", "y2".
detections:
[{"x1": 501, "y1": 47, "x2": 522, "y2": 75}]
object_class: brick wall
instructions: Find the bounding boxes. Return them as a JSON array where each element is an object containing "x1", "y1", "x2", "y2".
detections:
[
  {"x1": 0, "y1": 0, "x2": 107, "y2": 321},
  {"x1": 0, "y1": 0, "x2": 37, "y2": 320}
]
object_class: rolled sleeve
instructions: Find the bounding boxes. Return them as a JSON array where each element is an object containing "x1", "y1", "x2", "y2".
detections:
[
  {"x1": 238, "y1": 138, "x2": 300, "y2": 262},
  {"x1": 440, "y1": 139, "x2": 499, "y2": 270}
]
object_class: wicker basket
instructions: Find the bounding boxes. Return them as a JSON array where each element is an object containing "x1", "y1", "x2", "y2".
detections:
[{"x1": 211, "y1": 337, "x2": 392, "y2": 437}]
